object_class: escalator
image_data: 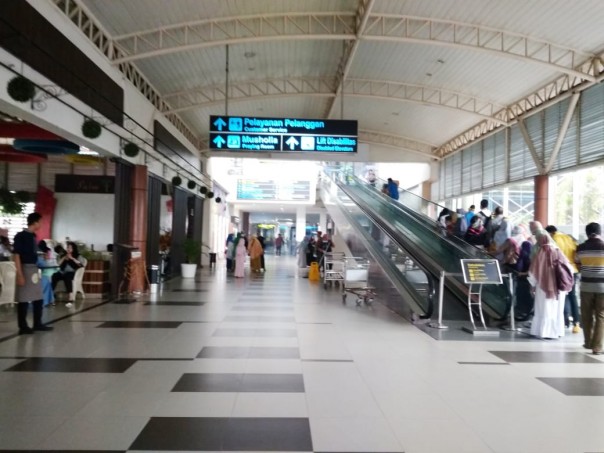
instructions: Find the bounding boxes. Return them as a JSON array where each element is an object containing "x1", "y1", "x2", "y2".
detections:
[
  {"x1": 322, "y1": 175, "x2": 511, "y2": 322},
  {"x1": 320, "y1": 178, "x2": 437, "y2": 319}
]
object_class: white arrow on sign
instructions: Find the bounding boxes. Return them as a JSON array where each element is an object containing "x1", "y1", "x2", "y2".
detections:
[
  {"x1": 285, "y1": 136, "x2": 299, "y2": 150},
  {"x1": 213, "y1": 135, "x2": 226, "y2": 148},
  {"x1": 213, "y1": 117, "x2": 227, "y2": 131}
]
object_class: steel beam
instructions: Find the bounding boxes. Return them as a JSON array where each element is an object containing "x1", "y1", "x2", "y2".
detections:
[
  {"x1": 517, "y1": 119, "x2": 545, "y2": 175},
  {"x1": 358, "y1": 129, "x2": 437, "y2": 159},
  {"x1": 109, "y1": 12, "x2": 596, "y2": 85},
  {"x1": 326, "y1": 0, "x2": 376, "y2": 118},
  {"x1": 363, "y1": 15, "x2": 596, "y2": 82},
  {"x1": 162, "y1": 76, "x2": 504, "y2": 123},
  {"x1": 436, "y1": 55, "x2": 603, "y2": 157},
  {"x1": 544, "y1": 92, "x2": 580, "y2": 174},
  {"x1": 112, "y1": 13, "x2": 357, "y2": 64}
]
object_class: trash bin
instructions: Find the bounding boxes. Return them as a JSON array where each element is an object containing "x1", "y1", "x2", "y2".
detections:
[
  {"x1": 209, "y1": 253, "x2": 217, "y2": 269},
  {"x1": 147, "y1": 265, "x2": 159, "y2": 293}
]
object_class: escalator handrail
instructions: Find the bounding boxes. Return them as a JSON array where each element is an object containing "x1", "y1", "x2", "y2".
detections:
[{"x1": 356, "y1": 175, "x2": 498, "y2": 261}]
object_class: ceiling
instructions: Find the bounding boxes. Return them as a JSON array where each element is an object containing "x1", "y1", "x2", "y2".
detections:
[{"x1": 78, "y1": 0, "x2": 604, "y2": 159}]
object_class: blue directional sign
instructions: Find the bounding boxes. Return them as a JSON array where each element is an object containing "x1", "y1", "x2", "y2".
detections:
[{"x1": 209, "y1": 115, "x2": 357, "y2": 153}]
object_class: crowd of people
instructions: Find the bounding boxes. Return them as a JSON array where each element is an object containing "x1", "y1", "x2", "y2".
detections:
[
  {"x1": 437, "y1": 199, "x2": 603, "y2": 354},
  {"x1": 297, "y1": 231, "x2": 334, "y2": 270},
  {"x1": 224, "y1": 232, "x2": 266, "y2": 278}
]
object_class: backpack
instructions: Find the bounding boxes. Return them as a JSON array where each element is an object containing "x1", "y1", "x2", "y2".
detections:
[
  {"x1": 554, "y1": 250, "x2": 574, "y2": 293},
  {"x1": 477, "y1": 211, "x2": 492, "y2": 246}
]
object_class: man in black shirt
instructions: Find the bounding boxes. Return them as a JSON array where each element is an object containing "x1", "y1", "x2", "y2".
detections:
[{"x1": 13, "y1": 212, "x2": 53, "y2": 334}]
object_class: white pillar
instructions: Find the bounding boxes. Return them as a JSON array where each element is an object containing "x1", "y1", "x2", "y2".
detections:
[
  {"x1": 201, "y1": 199, "x2": 212, "y2": 266},
  {"x1": 319, "y1": 211, "x2": 327, "y2": 234},
  {"x1": 296, "y1": 206, "x2": 307, "y2": 243}
]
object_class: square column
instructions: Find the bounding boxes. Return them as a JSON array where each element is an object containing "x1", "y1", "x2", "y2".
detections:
[{"x1": 296, "y1": 206, "x2": 307, "y2": 243}]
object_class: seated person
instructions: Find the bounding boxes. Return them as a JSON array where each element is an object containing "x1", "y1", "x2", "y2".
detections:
[
  {"x1": 52, "y1": 241, "x2": 87, "y2": 304},
  {"x1": 0, "y1": 235, "x2": 12, "y2": 261}
]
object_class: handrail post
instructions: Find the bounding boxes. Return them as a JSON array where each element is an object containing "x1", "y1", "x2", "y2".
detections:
[
  {"x1": 501, "y1": 273, "x2": 519, "y2": 331},
  {"x1": 429, "y1": 270, "x2": 448, "y2": 329}
]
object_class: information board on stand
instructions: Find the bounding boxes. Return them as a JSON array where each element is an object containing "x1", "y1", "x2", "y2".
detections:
[
  {"x1": 209, "y1": 115, "x2": 358, "y2": 153},
  {"x1": 460, "y1": 259, "x2": 503, "y2": 285}
]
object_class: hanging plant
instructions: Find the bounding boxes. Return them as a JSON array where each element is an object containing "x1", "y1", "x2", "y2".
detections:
[
  {"x1": 215, "y1": 197, "x2": 222, "y2": 203},
  {"x1": 187, "y1": 180, "x2": 196, "y2": 190},
  {"x1": 207, "y1": 191, "x2": 214, "y2": 199},
  {"x1": 0, "y1": 187, "x2": 25, "y2": 215},
  {"x1": 82, "y1": 118, "x2": 102, "y2": 139},
  {"x1": 123, "y1": 142, "x2": 139, "y2": 158},
  {"x1": 199, "y1": 186, "x2": 208, "y2": 194},
  {"x1": 172, "y1": 176, "x2": 182, "y2": 186},
  {"x1": 7, "y1": 76, "x2": 36, "y2": 103}
]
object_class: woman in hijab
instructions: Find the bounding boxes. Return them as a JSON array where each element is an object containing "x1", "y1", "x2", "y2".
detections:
[
  {"x1": 509, "y1": 242, "x2": 535, "y2": 321},
  {"x1": 225, "y1": 234, "x2": 235, "y2": 271},
  {"x1": 464, "y1": 216, "x2": 487, "y2": 249},
  {"x1": 247, "y1": 235, "x2": 264, "y2": 273},
  {"x1": 437, "y1": 208, "x2": 450, "y2": 229},
  {"x1": 493, "y1": 218, "x2": 513, "y2": 261},
  {"x1": 297, "y1": 236, "x2": 309, "y2": 270},
  {"x1": 529, "y1": 221, "x2": 545, "y2": 253},
  {"x1": 528, "y1": 234, "x2": 570, "y2": 338},
  {"x1": 234, "y1": 234, "x2": 246, "y2": 278}
]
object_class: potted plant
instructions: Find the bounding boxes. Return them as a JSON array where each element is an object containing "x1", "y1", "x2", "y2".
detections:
[
  {"x1": 82, "y1": 118, "x2": 102, "y2": 138},
  {"x1": 181, "y1": 238, "x2": 200, "y2": 278},
  {"x1": 7, "y1": 76, "x2": 36, "y2": 103},
  {"x1": 123, "y1": 142, "x2": 140, "y2": 158}
]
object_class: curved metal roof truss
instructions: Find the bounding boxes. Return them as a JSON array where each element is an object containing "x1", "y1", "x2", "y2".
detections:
[
  {"x1": 111, "y1": 12, "x2": 596, "y2": 83},
  {"x1": 163, "y1": 77, "x2": 507, "y2": 124}
]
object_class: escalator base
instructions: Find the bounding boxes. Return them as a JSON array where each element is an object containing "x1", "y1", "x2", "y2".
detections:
[{"x1": 461, "y1": 327, "x2": 501, "y2": 337}]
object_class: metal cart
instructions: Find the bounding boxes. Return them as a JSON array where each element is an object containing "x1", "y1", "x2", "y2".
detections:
[
  {"x1": 322, "y1": 252, "x2": 346, "y2": 289},
  {"x1": 341, "y1": 257, "x2": 375, "y2": 306}
]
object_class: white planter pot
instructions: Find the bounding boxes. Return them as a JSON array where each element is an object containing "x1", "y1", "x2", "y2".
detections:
[{"x1": 181, "y1": 263, "x2": 197, "y2": 278}]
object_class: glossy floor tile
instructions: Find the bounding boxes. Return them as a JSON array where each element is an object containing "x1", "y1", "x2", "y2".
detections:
[
  {"x1": 172, "y1": 372, "x2": 305, "y2": 392},
  {"x1": 97, "y1": 321, "x2": 183, "y2": 328},
  {"x1": 5, "y1": 357, "x2": 137, "y2": 373},
  {"x1": 489, "y1": 350, "x2": 603, "y2": 363},
  {"x1": 197, "y1": 346, "x2": 301, "y2": 359},
  {"x1": 1, "y1": 255, "x2": 603, "y2": 453},
  {"x1": 537, "y1": 377, "x2": 604, "y2": 395},
  {"x1": 130, "y1": 417, "x2": 313, "y2": 451}
]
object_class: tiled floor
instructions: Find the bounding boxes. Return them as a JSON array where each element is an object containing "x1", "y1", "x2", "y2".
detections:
[{"x1": 0, "y1": 255, "x2": 603, "y2": 452}]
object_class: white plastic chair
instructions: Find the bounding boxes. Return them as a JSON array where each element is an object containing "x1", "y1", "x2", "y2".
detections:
[
  {"x1": 71, "y1": 267, "x2": 86, "y2": 300},
  {"x1": 0, "y1": 262, "x2": 16, "y2": 306}
]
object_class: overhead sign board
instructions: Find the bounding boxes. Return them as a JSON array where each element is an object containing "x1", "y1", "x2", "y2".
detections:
[
  {"x1": 460, "y1": 259, "x2": 503, "y2": 285},
  {"x1": 237, "y1": 179, "x2": 312, "y2": 202},
  {"x1": 209, "y1": 115, "x2": 357, "y2": 153}
]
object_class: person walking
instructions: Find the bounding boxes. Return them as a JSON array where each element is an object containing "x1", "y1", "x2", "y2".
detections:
[
  {"x1": 545, "y1": 225, "x2": 581, "y2": 333},
  {"x1": 387, "y1": 178, "x2": 399, "y2": 200},
  {"x1": 13, "y1": 212, "x2": 53, "y2": 334},
  {"x1": 575, "y1": 222, "x2": 604, "y2": 355},
  {"x1": 275, "y1": 234, "x2": 284, "y2": 256},
  {"x1": 233, "y1": 234, "x2": 246, "y2": 278},
  {"x1": 248, "y1": 235, "x2": 263, "y2": 273}
]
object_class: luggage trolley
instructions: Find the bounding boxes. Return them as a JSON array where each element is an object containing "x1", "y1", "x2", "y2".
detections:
[
  {"x1": 322, "y1": 252, "x2": 346, "y2": 289},
  {"x1": 341, "y1": 257, "x2": 376, "y2": 306}
]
